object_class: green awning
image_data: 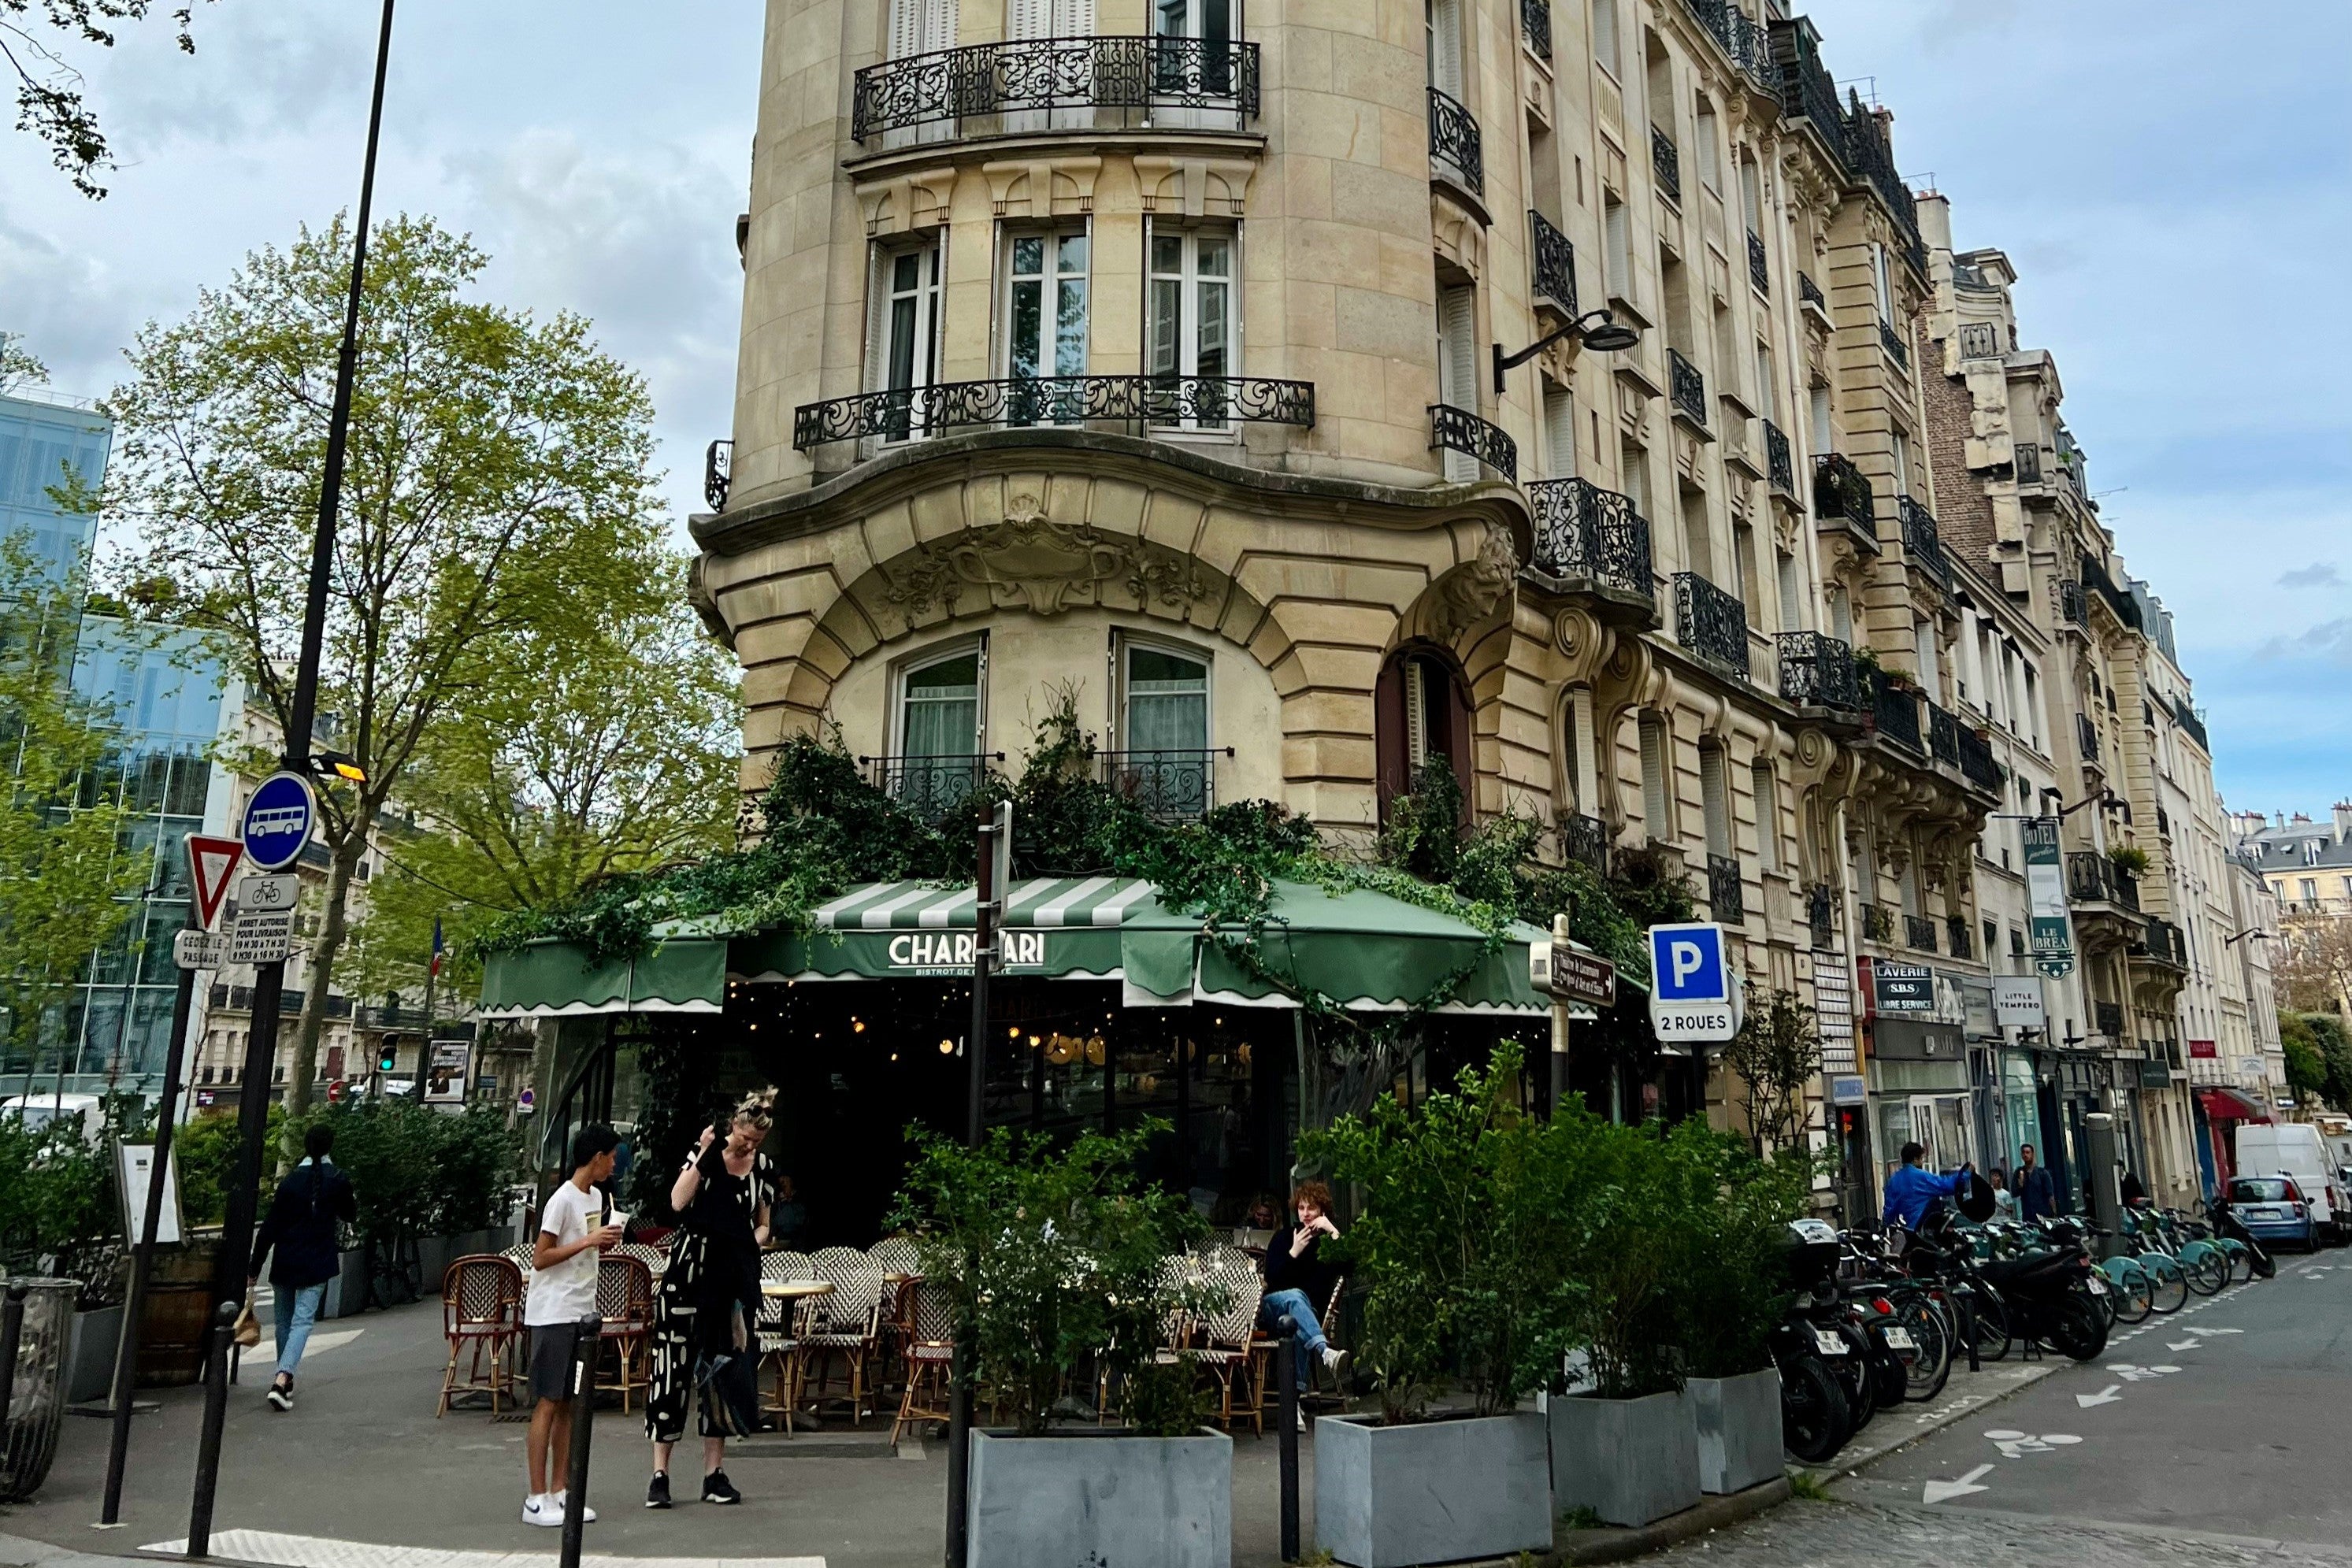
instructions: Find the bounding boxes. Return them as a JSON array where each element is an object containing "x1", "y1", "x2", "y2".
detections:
[{"x1": 478, "y1": 929, "x2": 728, "y2": 1018}]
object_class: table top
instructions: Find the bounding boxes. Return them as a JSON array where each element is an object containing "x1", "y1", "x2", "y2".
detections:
[
  {"x1": 760, "y1": 1279, "x2": 835, "y2": 1299},
  {"x1": 883, "y1": 1271, "x2": 923, "y2": 1284}
]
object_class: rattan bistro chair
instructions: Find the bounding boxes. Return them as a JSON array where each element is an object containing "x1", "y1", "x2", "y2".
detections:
[
  {"x1": 1193, "y1": 1256, "x2": 1264, "y2": 1435},
  {"x1": 888, "y1": 1280, "x2": 956, "y2": 1450},
  {"x1": 437, "y1": 1254, "x2": 525, "y2": 1417},
  {"x1": 594, "y1": 1254, "x2": 657, "y2": 1411},
  {"x1": 802, "y1": 1248, "x2": 885, "y2": 1425}
]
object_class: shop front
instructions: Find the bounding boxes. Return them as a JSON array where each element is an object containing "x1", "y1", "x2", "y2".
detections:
[
  {"x1": 2193, "y1": 1084, "x2": 2270, "y2": 1198},
  {"x1": 1867, "y1": 1018, "x2": 1974, "y2": 1191}
]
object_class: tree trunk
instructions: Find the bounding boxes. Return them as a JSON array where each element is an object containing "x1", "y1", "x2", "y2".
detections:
[{"x1": 286, "y1": 836, "x2": 362, "y2": 1118}]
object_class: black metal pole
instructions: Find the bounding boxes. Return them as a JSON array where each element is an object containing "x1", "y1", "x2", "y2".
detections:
[
  {"x1": 1278, "y1": 1323, "x2": 1300, "y2": 1562},
  {"x1": 558, "y1": 1315, "x2": 600, "y2": 1568},
  {"x1": 101, "y1": 941, "x2": 200, "y2": 1522},
  {"x1": 945, "y1": 810, "x2": 998, "y2": 1568},
  {"x1": 187, "y1": 0, "x2": 395, "y2": 1545},
  {"x1": 184, "y1": 1300, "x2": 239, "y2": 1558},
  {"x1": 0, "y1": 1281, "x2": 27, "y2": 1455},
  {"x1": 1959, "y1": 1283, "x2": 1981, "y2": 1374}
]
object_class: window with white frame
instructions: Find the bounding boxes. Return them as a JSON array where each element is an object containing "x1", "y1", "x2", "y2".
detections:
[
  {"x1": 1148, "y1": 226, "x2": 1235, "y2": 428},
  {"x1": 1872, "y1": 242, "x2": 1894, "y2": 326},
  {"x1": 1436, "y1": 281, "x2": 1478, "y2": 482},
  {"x1": 1426, "y1": 0, "x2": 1464, "y2": 98},
  {"x1": 890, "y1": 639, "x2": 989, "y2": 816},
  {"x1": 1592, "y1": 0, "x2": 1619, "y2": 77},
  {"x1": 866, "y1": 237, "x2": 944, "y2": 441},
  {"x1": 1542, "y1": 382, "x2": 1575, "y2": 480},
  {"x1": 1752, "y1": 761, "x2": 1779, "y2": 875},
  {"x1": 1005, "y1": 229, "x2": 1089, "y2": 382},
  {"x1": 1111, "y1": 636, "x2": 1215, "y2": 816}
]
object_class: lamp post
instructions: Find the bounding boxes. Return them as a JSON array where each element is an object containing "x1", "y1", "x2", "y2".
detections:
[
  {"x1": 184, "y1": 1, "x2": 398, "y2": 1555},
  {"x1": 1490, "y1": 308, "x2": 1642, "y2": 395}
]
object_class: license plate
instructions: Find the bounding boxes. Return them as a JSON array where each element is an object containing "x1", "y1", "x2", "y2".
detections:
[
  {"x1": 1882, "y1": 1326, "x2": 1916, "y2": 1351},
  {"x1": 2086, "y1": 1277, "x2": 2109, "y2": 1296},
  {"x1": 1814, "y1": 1330, "x2": 1849, "y2": 1356},
  {"x1": 2248, "y1": 1207, "x2": 2284, "y2": 1220}
]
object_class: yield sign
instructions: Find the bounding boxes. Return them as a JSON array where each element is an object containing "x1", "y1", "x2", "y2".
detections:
[{"x1": 187, "y1": 835, "x2": 245, "y2": 932}]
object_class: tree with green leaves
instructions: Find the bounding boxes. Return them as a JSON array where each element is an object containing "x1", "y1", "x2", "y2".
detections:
[
  {"x1": 5, "y1": 0, "x2": 207, "y2": 198},
  {"x1": 0, "y1": 531, "x2": 144, "y2": 1084},
  {"x1": 106, "y1": 213, "x2": 671, "y2": 1116},
  {"x1": 1721, "y1": 987, "x2": 1822, "y2": 1155},
  {"x1": 0, "y1": 330, "x2": 48, "y2": 394},
  {"x1": 2280, "y1": 1013, "x2": 2328, "y2": 1109}
]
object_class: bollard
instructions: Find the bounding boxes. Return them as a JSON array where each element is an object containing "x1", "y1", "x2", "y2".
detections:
[
  {"x1": 1277, "y1": 1321, "x2": 1299, "y2": 1563},
  {"x1": 186, "y1": 1300, "x2": 241, "y2": 1558},
  {"x1": 1957, "y1": 1282, "x2": 1981, "y2": 1373},
  {"x1": 558, "y1": 1315, "x2": 602, "y2": 1568}
]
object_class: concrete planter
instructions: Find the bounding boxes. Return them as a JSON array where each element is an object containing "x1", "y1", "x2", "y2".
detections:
[
  {"x1": 325, "y1": 1248, "x2": 368, "y2": 1320},
  {"x1": 1549, "y1": 1390, "x2": 1700, "y2": 1528},
  {"x1": 1686, "y1": 1369, "x2": 1782, "y2": 1495},
  {"x1": 65, "y1": 1305, "x2": 124, "y2": 1405},
  {"x1": 1315, "y1": 1411, "x2": 1551, "y2": 1568},
  {"x1": 966, "y1": 1426, "x2": 1231, "y2": 1568}
]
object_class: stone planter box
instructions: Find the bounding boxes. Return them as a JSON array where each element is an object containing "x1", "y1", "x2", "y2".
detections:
[
  {"x1": 1315, "y1": 1411, "x2": 1550, "y2": 1568},
  {"x1": 1686, "y1": 1368, "x2": 1782, "y2": 1495},
  {"x1": 65, "y1": 1304, "x2": 124, "y2": 1405},
  {"x1": 966, "y1": 1426, "x2": 1230, "y2": 1568},
  {"x1": 1549, "y1": 1390, "x2": 1700, "y2": 1528}
]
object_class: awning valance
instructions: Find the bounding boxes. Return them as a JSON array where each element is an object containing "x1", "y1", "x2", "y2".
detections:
[
  {"x1": 478, "y1": 930, "x2": 728, "y2": 1019},
  {"x1": 2195, "y1": 1085, "x2": 2271, "y2": 1125}
]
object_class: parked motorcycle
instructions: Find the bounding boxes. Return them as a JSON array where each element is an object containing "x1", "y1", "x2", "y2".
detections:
[
  {"x1": 1771, "y1": 1218, "x2": 1857, "y2": 1464},
  {"x1": 1976, "y1": 1237, "x2": 2109, "y2": 1361}
]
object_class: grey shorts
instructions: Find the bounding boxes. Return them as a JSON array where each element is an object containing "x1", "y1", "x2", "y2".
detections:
[{"x1": 528, "y1": 1322, "x2": 588, "y2": 1404}]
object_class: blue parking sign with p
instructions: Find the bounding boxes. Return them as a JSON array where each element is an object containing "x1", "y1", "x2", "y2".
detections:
[{"x1": 1648, "y1": 923, "x2": 1730, "y2": 1003}]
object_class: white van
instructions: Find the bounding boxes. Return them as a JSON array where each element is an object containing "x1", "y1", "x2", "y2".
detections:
[
  {"x1": 0, "y1": 1092, "x2": 107, "y2": 1143},
  {"x1": 2235, "y1": 1123, "x2": 2350, "y2": 1247}
]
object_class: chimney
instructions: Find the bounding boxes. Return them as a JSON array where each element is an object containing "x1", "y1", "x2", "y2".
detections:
[{"x1": 2336, "y1": 802, "x2": 2352, "y2": 843}]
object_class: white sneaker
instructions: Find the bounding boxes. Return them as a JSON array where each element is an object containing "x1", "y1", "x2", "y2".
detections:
[
  {"x1": 1320, "y1": 1345, "x2": 1351, "y2": 1379},
  {"x1": 521, "y1": 1494, "x2": 565, "y2": 1529},
  {"x1": 1295, "y1": 1407, "x2": 1307, "y2": 1434},
  {"x1": 557, "y1": 1492, "x2": 595, "y2": 1523}
]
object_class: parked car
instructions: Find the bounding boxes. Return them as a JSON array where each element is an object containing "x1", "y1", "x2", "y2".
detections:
[
  {"x1": 2224, "y1": 1176, "x2": 2317, "y2": 1250},
  {"x1": 2235, "y1": 1124, "x2": 2350, "y2": 1244}
]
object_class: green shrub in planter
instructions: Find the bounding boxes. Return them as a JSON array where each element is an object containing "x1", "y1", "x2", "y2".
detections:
[
  {"x1": 1658, "y1": 1125, "x2": 1813, "y2": 1383},
  {"x1": 2106, "y1": 844, "x2": 2151, "y2": 880}
]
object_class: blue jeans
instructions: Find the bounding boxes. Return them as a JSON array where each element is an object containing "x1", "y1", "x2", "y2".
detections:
[
  {"x1": 1257, "y1": 1288, "x2": 1327, "y2": 1390},
  {"x1": 272, "y1": 1282, "x2": 328, "y2": 1380}
]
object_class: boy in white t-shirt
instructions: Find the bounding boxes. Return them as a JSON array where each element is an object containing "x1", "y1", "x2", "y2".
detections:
[{"x1": 522, "y1": 1125, "x2": 624, "y2": 1529}]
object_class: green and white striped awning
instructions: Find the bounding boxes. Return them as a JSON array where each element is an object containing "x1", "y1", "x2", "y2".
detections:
[{"x1": 810, "y1": 877, "x2": 1157, "y2": 930}]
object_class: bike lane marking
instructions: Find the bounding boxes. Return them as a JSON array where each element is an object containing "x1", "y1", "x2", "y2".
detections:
[{"x1": 1923, "y1": 1462, "x2": 1995, "y2": 1503}]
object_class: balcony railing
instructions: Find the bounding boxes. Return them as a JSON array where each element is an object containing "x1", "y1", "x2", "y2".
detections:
[
  {"x1": 861, "y1": 752, "x2": 1004, "y2": 824},
  {"x1": 1527, "y1": 477, "x2": 1653, "y2": 600},
  {"x1": 1530, "y1": 209, "x2": 1577, "y2": 313},
  {"x1": 1927, "y1": 701, "x2": 1961, "y2": 768},
  {"x1": 1560, "y1": 812, "x2": 1611, "y2": 875},
  {"x1": 1668, "y1": 348, "x2": 1707, "y2": 427},
  {"x1": 1866, "y1": 669, "x2": 1922, "y2": 755},
  {"x1": 1946, "y1": 916, "x2": 1975, "y2": 959},
  {"x1": 1763, "y1": 419, "x2": 1794, "y2": 495},
  {"x1": 2058, "y1": 577, "x2": 2085, "y2": 625},
  {"x1": 1746, "y1": 230, "x2": 1770, "y2": 294},
  {"x1": 1842, "y1": 92, "x2": 1921, "y2": 258},
  {"x1": 2095, "y1": 1001, "x2": 2125, "y2": 1040},
  {"x1": 1521, "y1": 0, "x2": 1553, "y2": 60},
  {"x1": 1862, "y1": 903, "x2": 1895, "y2": 943},
  {"x1": 2076, "y1": 710, "x2": 2101, "y2": 763},
  {"x1": 793, "y1": 374, "x2": 1315, "y2": 449},
  {"x1": 2067, "y1": 851, "x2": 2142, "y2": 913},
  {"x1": 1673, "y1": 571, "x2": 1750, "y2": 677},
  {"x1": 1799, "y1": 271, "x2": 1827, "y2": 313},
  {"x1": 2173, "y1": 695, "x2": 2211, "y2": 754},
  {"x1": 1879, "y1": 317, "x2": 1911, "y2": 371},
  {"x1": 1100, "y1": 747, "x2": 1232, "y2": 821},
  {"x1": 1806, "y1": 883, "x2": 1835, "y2": 944},
  {"x1": 851, "y1": 35, "x2": 1260, "y2": 142},
  {"x1": 1680, "y1": 0, "x2": 1778, "y2": 91},
  {"x1": 1897, "y1": 495, "x2": 1950, "y2": 588},
  {"x1": 1651, "y1": 124, "x2": 1681, "y2": 200},
  {"x1": 1905, "y1": 914, "x2": 1938, "y2": 953},
  {"x1": 1776, "y1": 631, "x2": 1863, "y2": 712},
  {"x1": 1428, "y1": 87, "x2": 1483, "y2": 196},
  {"x1": 705, "y1": 439, "x2": 733, "y2": 511},
  {"x1": 2016, "y1": 441, "x2": 2045, "y2": 485},
  {"x1": 2135, "y1": 917, "x2": 2188, "y2": 969},
  {"x1": 1769, "y1": 20, "x2": 1849, "y2": 175},
  {"x1": 1955, "y1": 725, "x2": 2002, "y2": 793},
  {"x1": 1430, "y1": 403, "x2": 1516, "y2": 480},
  {"x1": 1812, "y1": 451, "x2": 1875, "y2": 528},
  {"x1": 1708, "y1": 854, "x2": 1745, "y2": 922}
]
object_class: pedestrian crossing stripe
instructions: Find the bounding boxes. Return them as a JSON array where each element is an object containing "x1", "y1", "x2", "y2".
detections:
[{"x1": 141, "y1": 1532, "x2": 825, "y2": 1568}]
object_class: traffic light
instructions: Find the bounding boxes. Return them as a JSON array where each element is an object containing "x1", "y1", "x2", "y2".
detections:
[{"x1": 377, "y1": 1035, "x2": 400, "y2": 1074}]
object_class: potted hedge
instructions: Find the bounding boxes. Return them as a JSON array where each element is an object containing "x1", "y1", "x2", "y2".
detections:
[
  {"x1": 892, "y1": 1122, "x2": 1228, "y2": 1568},
  {"x1": 1546, "y1": 1119, "x2": 1701, "y2": 1529},
  {"x1": 1298, "y1": 1046, "x2": 1571, "y2": 1568},
  {"x1": 1665, "y1": 1129, "x2": 1809, "y2": 1496}
]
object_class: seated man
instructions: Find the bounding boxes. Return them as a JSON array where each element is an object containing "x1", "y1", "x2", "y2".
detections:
[{"x1": 1258, "y1": 1181, "x2": 1352, "y2": 1429}]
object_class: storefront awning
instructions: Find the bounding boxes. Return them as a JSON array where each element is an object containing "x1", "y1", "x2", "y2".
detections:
[
  {"x1": 480, "y1": 877, "x2": 1601, "y2": 1021},
  {"x1": 2196, "y1": 1085, "x2": 2271, "y2": 1124}
]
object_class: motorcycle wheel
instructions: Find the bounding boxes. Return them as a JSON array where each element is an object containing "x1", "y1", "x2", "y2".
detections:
[
  {"x1": 2142, "y1": 1258, "x2": 2190, "y2": 1315},
  {"x1": 2046, "y1": 1294, "x2": 2108, "y2": 1361},
  {"x1": 1901, "y1": 1299, "x2": 1952, "y2": 1402},
  {"x1": 1968, "y1": 1290, "x2": 2013, "y2": 1362},
  {"x1": 1779, "y1": 1355, "x2": 1850, "y2": 1465},
  {"x1": 1834, "y1": 1328, "x2": 1877, "y2": 1431},
  {"x1": 2250, "y1": 1241, "x2": 2276, "y2": 1280},
  {"x1": 2184, "y1": 1248, "x2": 2231, "y2": 1296}
]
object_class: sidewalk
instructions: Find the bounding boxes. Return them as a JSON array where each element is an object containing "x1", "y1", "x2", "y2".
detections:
[{"x1": 1804, "y1": 1357, "x2": 2057, "y2": 1480}]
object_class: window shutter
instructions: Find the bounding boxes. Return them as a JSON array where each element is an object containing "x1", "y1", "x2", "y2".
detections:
[
  {"x1": 1641, "y1": 716, "x2": 1669, "y2": 838},
  {"x1": 863, "y1": 244, "x2": 892, "y2": 393},
  {"x1": 1700, "y1": 746, "x2": 1728, "y2": 858},
  {"x1": 889, "y1": 0, "x2": 924, "y2": 58},
  {"x1": 1404, "y1": 660, "x2": 1429, "y2": 769},
  {"x1": 1543, "y1": 385, "x2": 1575, "y2": 480},
  {"x1": 1439, "y1": 284, "x2": 1478, "y2": 482},
  {"x1": 1430, "y1": 0, "x2": 1464, "y2": 97},
  {"x1": 1010, "y1": 0, "x2": 1050, "y2": 38},
  {"x1": 925, "y1": 0, "x2": 957, "y2": 53}
]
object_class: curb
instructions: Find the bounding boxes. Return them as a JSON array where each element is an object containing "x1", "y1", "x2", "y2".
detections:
[
  {"x1": 1540, "y1": 1478, "x2": 1792, "y2": 1566},
  {"x1": 1803, "y1": 1361, "x2": 2057, "y2": 1481}
]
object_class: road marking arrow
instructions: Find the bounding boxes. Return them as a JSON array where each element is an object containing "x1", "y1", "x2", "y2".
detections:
[
  {"x1": 2166, "y1": 1340, "x2": 2202, "y2": 1352},
  {"x1": 2076, "y1": 1385, "x2": 2124, "y2": 1408},
  {"x1": 1924, "y1": 1463, "x2": 1996, "y2": 1504},
  {"x1": 2184, "y1": 1327, "x2": 2242, "y2": 1336}
]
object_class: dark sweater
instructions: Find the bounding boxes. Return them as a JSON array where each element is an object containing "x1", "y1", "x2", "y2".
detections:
[
  {"x1": 1262, "y1": 1225, "x2": 1339, "y2": 1309},
  {"x1": 251, "y1": 1159, "x2": 358, "y2": 1289}
]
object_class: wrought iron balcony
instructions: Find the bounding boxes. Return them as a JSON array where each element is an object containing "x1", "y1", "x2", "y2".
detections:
[
  {"x1": 1526, "y1": 477, "x2": 1653, "y2": 600},
  {"x1": 1878, "y1": 319, "x2": 1912, "y2": 373},
  {"x1": 861, "y1": 752, "x2": 1004, "y2": 825},
  {"x1": 1862, "y1": 903, "x2": 1895, "y2": 943},
  {"x1": 1769, "y1": 20, "x2": 1849, "y2": 175},
  {"x1": 1927, "y1": 701, "x2": 1961, "y2": 768},
  {"x1": 1763, "y1": 420, "x2": 1794, "y2": 495},
  {"x1": 1651, "y1": 124, "x2": 1680, "y2": 200},
  {"x1": 1708, "y1": 853, "x2": 1745, "y2": 923},
  {"x1": 851, "y1": 35, "x2": 1260, "y2": 143},
  {"x1": 2173, "y1": 696, "x2": 2210, "y2": 754},
  {"x1": 1560, "y1": 811, "x2": 1611, "y2": 875},
  {"x1": 1428, "y1": 87, "x2": 1483, "y2": 196},
  {"x1": 2058, "y1": 577, "x2": 2085, "y2": 626},
  {"x1": 2015, "y1": 442, "x2": 2045, "y2": 485},
  {"x1": 1668, "y1": 348, "x2": 1707, "y2": 428},
  {"x1": 1530, "y1": 209, "x2": 1576, "y2": 313},
  {"x1": 1430, "y1": 403, "x2": 1516, "y2": 480},
  {"x1": 2094, "y1": 1001, "x2": 2125, "y2": 1041},
  {"x1": 1806, "y1": 883, "x2": 1835, "y2": 944},
  {"x1": 1776, "y1": 632, "x2": 1863, "y2": 712},
  {"x1": 1956, "y1": 725, "x2": 2003, "y2": 794},
  {"x1": 705, "y1": 439, "x2": 733, "y2": 511},
  {"x1": 1842, "y1": 92, "x2": 1922, "y2": 257},
  {"x1": 1521, "y1": 0, "x2": 1553, "y2": 60},
  {"x1": 1799, "y1": 271, "x2": 1827, "y2": 313},
  {"x1": 2135, "y1": 917, "x2": 2188, "y2": 969},
  {"x1": 1865, "y1": 669, "x2": 1922, "y2": 756},
  {"x1": 793, "y1": 374, "x2": 1315, "y2": 450},
  {"x1": 2076, "y1": 710, "x2": 2101, "y2": 763},
  {"x1": 2067, "y1": 851, "x2": 2142, "y2": 913},
  {"x1": 1099, "y1": 747, "x2": 1233, "y2": 821},
  {"x1": 1673, "y1": 570, "x2": 1750, "y2": 677},
  {"x1": 1747, "y1": 230, "x2": 1770, "y2": 294},
  {"x1": 1946, "y1": 916, "x2": 1974, "y2": 959},
  {"x1": 1905, "y1": 914, "x2": 1938, "y2": 953},
  {"x1": 1812, "y1": 451, "x2": 1875, "y2": 528},
  {"x1": 1896, "y1": 496, "x2": 1949, "y2": 588}
]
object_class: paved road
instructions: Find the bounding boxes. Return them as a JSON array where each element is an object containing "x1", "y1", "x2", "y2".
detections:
[
  {"x1": 1646, "y1": 1499, "x2": 2352, "y2": 1567},
  {"x1": 1829, "y1": 1250, "x2": 2352, "y2": 1550}
]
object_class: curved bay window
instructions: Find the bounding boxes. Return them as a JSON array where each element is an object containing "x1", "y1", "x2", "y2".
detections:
[
  {"x1": 1110, "y1": 638, "x2": 1217, "y2": 819},
  {"x1": 1375, "y1": 645, "x2": 1473, "y2": 821}
]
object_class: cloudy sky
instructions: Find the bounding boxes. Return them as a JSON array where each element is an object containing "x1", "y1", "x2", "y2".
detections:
[{"x1": 5, "y1": 1, "x2": 2346, "y2": 814}]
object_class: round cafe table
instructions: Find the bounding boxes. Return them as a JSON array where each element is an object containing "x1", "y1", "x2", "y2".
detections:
[{"x1": 758, "y1": 1279, "x2": 833, "y2": 1434}]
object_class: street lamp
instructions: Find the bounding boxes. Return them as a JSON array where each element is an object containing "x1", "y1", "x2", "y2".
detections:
[{"x1": 1491, "y1": 308, "x2": 1642, "y2": 395}]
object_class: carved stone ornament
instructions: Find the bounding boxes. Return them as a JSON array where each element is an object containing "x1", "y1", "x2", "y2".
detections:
[
  {"x1": 887, "y1": 502, "x2": 1210, "y2": 618},
  {"x1": 1428, "y1": 520, "x2": 1519, "y2": 643}
]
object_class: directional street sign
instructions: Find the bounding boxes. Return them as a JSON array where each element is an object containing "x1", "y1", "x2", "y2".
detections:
[
  {"x1": 185, "y1": 835, "x2": 244, "y2": 931},
  {"x1": 240, "y1": 770, "x2": 317, "y2": 873},
  {"x1": 225, "y1": 873, "x2": 302, "y2": 966},
  {"x1": 1647, "y1": 922, "x2": 1741, "y2": 1043},
  {"x1": 1545, "y1": 943, "x2": 1618, "y2": 1008}
]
